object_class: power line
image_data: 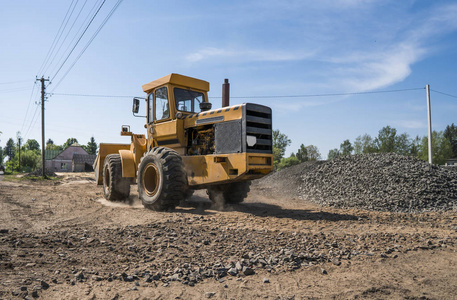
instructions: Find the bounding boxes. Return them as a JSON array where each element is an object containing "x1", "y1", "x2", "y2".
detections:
[
  {"x1": 37, "y1": 0, "x2": 78, "y2": 76},
  {"x1": 0, "y1": 86, "x2": 31, "y2": 93},
  {"x1": 50, "y1": 0, "x2": 107, "y2": 81},
  {"x1": 49, "y1": 0, "x2": 104, "y2": 78},
  {"x1": 211, "y1": 87, "x2": 425, "y2": 99},
  {"x1": 23, "y1": 103, "x2": 40, "y2": 139},
  {"x1": 21, "y1": 81, "x2": 39, "y2": 134},
  {"x1": 51, "y1": 92, "x2": 134, "y2": 98},
  {"x1": 51, "y1": 0, "x2": 124, "y2": 92},
  {"x1": 50, "y1": 87, "x2": 423, "y2": 100},
  {"x1": 42, "y1": 0, "x2": 90, "y2": 76},
  {"x1": 431, "y1": 89, "x2": 457, "y2": 99},
  {"x1": 0, "y1": 80, "x2": 30, "y2": 85}
]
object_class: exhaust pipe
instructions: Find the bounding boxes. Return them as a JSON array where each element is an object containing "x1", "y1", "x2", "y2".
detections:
[{"x1": 222, "y1": 78, "x2": 230, "y2": 107}]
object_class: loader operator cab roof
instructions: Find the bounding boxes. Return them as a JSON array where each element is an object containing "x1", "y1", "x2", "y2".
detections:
[{"x1": 142, "y1": 73, "x2": 210, "y2": 93}]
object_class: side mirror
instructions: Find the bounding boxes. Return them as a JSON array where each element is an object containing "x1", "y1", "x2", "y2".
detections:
[
  {"x1": 200, "y1": 102, "x2": 212, "y2": 112},
  {"x1": 132, "y1": 98, "x2": 140, "y2": 114}
]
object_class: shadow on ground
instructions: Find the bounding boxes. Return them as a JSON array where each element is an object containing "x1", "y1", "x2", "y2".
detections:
[{"x1": 179, "y1": 196, "x2": 361, "y2": 222}]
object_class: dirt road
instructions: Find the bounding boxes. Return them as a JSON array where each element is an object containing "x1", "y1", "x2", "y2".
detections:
[{"x1": 1, "y1": 173, "x2": 457, "y2": 299}]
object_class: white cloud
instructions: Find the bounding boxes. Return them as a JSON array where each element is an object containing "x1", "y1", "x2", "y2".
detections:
[
  {"x1": 326, "y1": 3, "x2": 457, "y2": 92},
  {"x1": 337, "y1": 42, "x2": 426, "y2": 91}
]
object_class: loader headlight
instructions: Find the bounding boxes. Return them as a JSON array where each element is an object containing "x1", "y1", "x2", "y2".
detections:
[{"x1": 246, "y1": 135, "x2": 257, "y2": 147}]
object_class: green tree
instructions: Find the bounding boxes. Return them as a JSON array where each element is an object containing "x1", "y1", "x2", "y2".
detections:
[
  {"x1": 327, "y1": 148, "x2": 339, "y2": 160},
  {"x1": 46, "y1": 139, "x2": 63, "y2": 151},
  {"x1": 374, "y1": 126, "x2": 397, "y2": 153},
  {"x1": 0, "y1": 147, "x2": 3, "y2": 168},
  {"x1": 5, "y1": 138, "x2": 16, "y2": 161},
  {"x1": 354, "y1": 134, "x2": 376, "y2": 154},
  {"x1": 419, "y1": 131, "x2": 453, "y2": 165},
  {"x1": 24, "y1": 139, "x2": 40, "y2": 151},
  {"x1": 395, "y1": 132, "x2": 411, "y2": 156},
  {"x1": 277, "y1": 155, "x2": 300, "y2": 170},
  {"x1": 410, "y1": 135, "x2": 422, "y2": 157},
  {"x1": 19, "y1": 150, "x2": 40, "y2": 172},
  {"x1": 295, "y1": 144, "x2": 308, "y2": 162},
  {"x1": 63, "y1": 138, "x2": 79, "y2": 149},
  {"x1": 339, "y1": 139, "x2": 353, "y2": 156},
  {"x1": 444, "y1": 123, "x2": 457, "y2": 158},
  {"x1": 86, "y1": 136, "x2": 97, "y2": 155},
  {"x1": 273, "y1": 129, "x2": 291, "y2": 169},
  {"x1": 306, "y1": 145, "x2": 321, "y2": 161}
]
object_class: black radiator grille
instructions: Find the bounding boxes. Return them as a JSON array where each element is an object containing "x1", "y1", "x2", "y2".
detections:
[{"x1": 242, "y1": 103, "x2": 273, "y2": 154}]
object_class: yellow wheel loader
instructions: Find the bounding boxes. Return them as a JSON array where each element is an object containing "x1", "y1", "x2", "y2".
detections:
[{"x1": 94, "y1": 74, "x2": 273, "y2": 210}]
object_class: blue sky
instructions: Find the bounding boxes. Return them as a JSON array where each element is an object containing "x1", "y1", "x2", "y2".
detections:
[{"x1": 1, "y1": 0, "x2": 456, "y2": 159}]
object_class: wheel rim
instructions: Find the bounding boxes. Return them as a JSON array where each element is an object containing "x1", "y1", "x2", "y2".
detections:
[{"x1": 142, "y1": 162, "x2": 159, "y2": 197}]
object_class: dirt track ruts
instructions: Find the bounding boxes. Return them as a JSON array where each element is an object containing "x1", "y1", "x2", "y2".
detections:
[{"x1": 1, "y1": 172, "x2": 457, "y2": 299}]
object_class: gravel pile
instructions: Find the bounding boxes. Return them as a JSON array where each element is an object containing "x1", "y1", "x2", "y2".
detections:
[{"x1": 298, "y1": 153, "x2": 457, "y2": 213}]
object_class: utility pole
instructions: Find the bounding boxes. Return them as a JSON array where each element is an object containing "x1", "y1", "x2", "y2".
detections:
[
  {"x1": 16, "y1": 132, "x2": 22, "y2": 172},
  {"x1": 426, "y1": 84, "x2": 433, "y2": 164},
  {"x1": 37, "y1": 77, "x2": 50, "y2": 177}
]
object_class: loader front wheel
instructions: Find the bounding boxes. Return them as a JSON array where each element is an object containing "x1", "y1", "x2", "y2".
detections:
[
  {"x1": 137, "y1": 147, "x2": 187, "y2": 211},
  {"x1": 103, "y1": 154, "x2": 130, "y2": 200}
]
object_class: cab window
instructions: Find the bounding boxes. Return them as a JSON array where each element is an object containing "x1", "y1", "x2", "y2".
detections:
[
  {"x1": 155, "y1": 86, "x2": 169, "y2": 121},
  {"x1": 174, "y1": 88, "x2": 204, "y2": 113},
  {"x1": 147, "y1": 93, "x2": 154, "y2": 123}
]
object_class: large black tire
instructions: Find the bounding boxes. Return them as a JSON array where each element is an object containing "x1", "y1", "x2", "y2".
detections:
[
  {"x1": 103, "y1": 154, "x2": 131, "y2": 200},
  {"x1": 207, "y1": 181, "x2": 251, "y2": 204},
  {"x1": 137, "y1": 147, "x2": 187, "y2": 211}
]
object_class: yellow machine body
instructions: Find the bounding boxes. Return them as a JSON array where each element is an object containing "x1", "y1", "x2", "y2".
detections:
[{"x1": 95, "y1": 73, "x2": 273, "y2": 188}]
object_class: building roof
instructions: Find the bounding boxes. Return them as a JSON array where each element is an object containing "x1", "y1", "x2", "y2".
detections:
[
  {"x1": 73, "y1": 154, "x2": 97, "y2": 164},
  {"x1": 45, "y1": 150, "x2": 62, "y2": 160}
]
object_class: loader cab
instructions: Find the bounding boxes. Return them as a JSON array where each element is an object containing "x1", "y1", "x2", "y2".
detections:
[
  {"x1": 146, "y1": 86, "x2": 209, "y2": 124},
  {"x1": 141, "y1": 74, "x2": 210, "y2": 154}
]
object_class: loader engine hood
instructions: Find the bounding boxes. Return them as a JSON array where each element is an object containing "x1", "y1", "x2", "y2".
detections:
[{"x1": 183, "y1": 103, "x2": 273, "y2": 155}]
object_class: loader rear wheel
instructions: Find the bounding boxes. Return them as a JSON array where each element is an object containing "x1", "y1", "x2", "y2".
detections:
[
  {"x1": 103, "y1": 154, "x2": 130, "y2": 200},
  {"x1": 207, "y1": 181, "x2": 251, "y2": 204},
  {"x1": 137, "y1": 147, "x2": 187, "y2": 211}
]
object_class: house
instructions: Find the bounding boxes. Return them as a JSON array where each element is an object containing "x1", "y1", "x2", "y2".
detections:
[
  {"x1": 72, "y1": 154, "x2": 96, "y2": 172},
  {"x1": 46, "y1": 144, "x2": 93, "y2": 172}
]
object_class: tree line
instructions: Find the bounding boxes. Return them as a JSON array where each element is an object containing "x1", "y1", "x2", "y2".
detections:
[
  {"x1": 273, "y1": 129, "x2": 322, "y2": 170},
  {"x1": 0, "y1": 134, "x2": 97, "y2": 173},
  {"x1": 273, "y1": 123, "x2": 457, "y2": 170}
]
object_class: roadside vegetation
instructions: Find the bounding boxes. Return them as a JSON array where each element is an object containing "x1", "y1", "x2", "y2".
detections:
[
  {"x1": 0, "y1": 133, "x2": 97, "y2": 175},
  {"x1": 273, "y1": 123, "x2": 457, "y2": 170}
]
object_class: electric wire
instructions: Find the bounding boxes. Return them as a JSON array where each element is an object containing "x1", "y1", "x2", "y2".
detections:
[
  {"x1": 211, "y1": 87, "x2": 425, "y2": 99},
  {"x1": 431, "y1": 89, "x2": 457, "y2": 99},
  {"x1": 0, "y1": 86, "x2": 31, "y2": 93},
  {"x1": 0, "y1": 80, "x2": 30, "y2": 85},
  {"x1": 37, "y1": 0, "x2": 77, "y2": 76},
  {"x1": 50, "y1": 0, "x2": 107, "y2": 82},
  {"x1": 43, "y1": 0, "x2": 89, "y2": 76},
  {"x1": 51, "y1": 0, "x2": 124, "y2": 92},
  {"x1": 51, "y1": 92, "x2": 133, "y2": 98},
  {"x1": 51, "y1": 87, "x2": 423, "y2": 99},
  {"x1": 47, "y1": 0, "x2": 103, "y2": 78},
  {"x1": 23, "y1": 102, "x2": 40, "y2": 139},
  {"x1": 21, "y1": 82, "x2": 39, "y2": 134}
]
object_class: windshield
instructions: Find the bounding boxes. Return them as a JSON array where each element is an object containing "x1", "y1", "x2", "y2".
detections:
[{"x1": 174, "y1": 88, "x2": 205, "y2": 113}]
